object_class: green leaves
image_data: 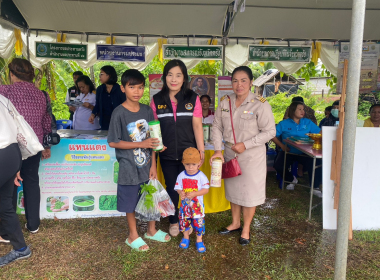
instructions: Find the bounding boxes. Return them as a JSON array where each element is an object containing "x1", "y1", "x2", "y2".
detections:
[{"x1": 140, "y1": 183, "x2": 157, "y2": 210}]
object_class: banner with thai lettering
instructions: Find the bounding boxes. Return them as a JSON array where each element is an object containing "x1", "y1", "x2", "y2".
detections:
[
  {"x1": 96, "y1": 45, "x2": 146, "y2": 62},
  {"x1": 38, "y1": 139, "x2": 123, "y2": 219},
  {"x1": 163, "y1": 45, "x2": 223, "y2": 60},
  {"x1": 35, "y1": 42, "x2": 87, "y2": 60},
  {"x1": 248, "y1": 45, "x2": 311, "y2": 62}
]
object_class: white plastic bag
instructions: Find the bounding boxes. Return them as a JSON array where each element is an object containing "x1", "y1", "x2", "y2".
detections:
[
  {"x1": 135, "y1": 181, "x2": 161, "y2": 222},
  {"x1": 150, "y1": 179, "x2": 175, "y2": 218},
  {"x1": 0, "y1": 98, "x2": 44, "y2": 160}
]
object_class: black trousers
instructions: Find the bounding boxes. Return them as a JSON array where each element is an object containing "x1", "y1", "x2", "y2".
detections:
[
  {"x1": 274, "y1": 151, "x2": 322, "y2": 189},
  {"x1": 12, "y1": 151, "x2": 42, "y2": 231},
  {"x1": 159, "y1": 158, "x2": 185, "y2": 224},
  {"x1": 0, "y1": 143, "x2": 27, "y2": 250}
]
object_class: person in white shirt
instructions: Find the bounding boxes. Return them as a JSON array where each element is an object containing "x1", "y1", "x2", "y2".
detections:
[
  {"x1": 200, "y1": 95, "x2": 214, "y2": 124},
  {"x1": 174, "y1": 148, "x2": 209, "y2": 253},
  {"x1": 69, "y1": 75, "x2": 100, "y2": 130},
  {"x1": 0, "y1": 95, "x2": 31, "y2": 266}
]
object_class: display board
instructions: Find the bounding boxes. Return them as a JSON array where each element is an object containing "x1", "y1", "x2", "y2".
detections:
[
  {"x1": 38, "y1": 139, "x2": 122, "y2": 219},
  {"x1": 35, "y1": 42, "x2": 88, "y2": 60},
  {"x1": 96, "y1": 45, "x2": 145, "y2": 62},
  {"x1": 149, "y1": 74, "x2": 216, "y2": 111},
  {"x1": 248, "y1": 45, "x2": 311, "y2": 62},
  {"x1": 337, "y1": 43, "x2": 380, "y2": 94},
  {"x1": 322, "y1": 127, "x2": 380, "y2": 230}
]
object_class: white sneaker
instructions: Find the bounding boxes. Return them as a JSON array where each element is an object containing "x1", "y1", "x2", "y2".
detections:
[
  {"x1": 286, "y1": 176, "x2": 298, "y2": 190},
  {"x1": 0, "y1": 236, "x2": 10, "y2": 243},
  {"x1": 313, "y1": 189, "x2": 323, "y2": 198},
  {"x1": 25, "y1": 224, "x2": 39, "y2": 234}
]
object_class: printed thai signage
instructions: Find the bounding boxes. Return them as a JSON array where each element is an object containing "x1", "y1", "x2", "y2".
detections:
[
  {"x1": 96, "y1": 45, "x2": 146, "y2": 62},
  {"x1": 35, "y1": 42, "x2": 87, "y2": 60},
  {"x1": 248, "y1": 45, "x2": 311, "y2": 62},
  {"x1": 163, "y1": 45, "x2": 223, "y2": 60}
]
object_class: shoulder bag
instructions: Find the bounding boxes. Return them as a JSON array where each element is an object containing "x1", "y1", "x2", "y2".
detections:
[
  {"x1": 221, "y1": 96, "x2": 242, "y2": 179},
  {"x1": 0, "y1": 98, "x2": 44, "y2": 160}
]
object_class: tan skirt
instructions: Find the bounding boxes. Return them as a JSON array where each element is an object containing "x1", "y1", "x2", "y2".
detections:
[{"x1": 224, "y1": 145, "x2": 267, "y2": 207}]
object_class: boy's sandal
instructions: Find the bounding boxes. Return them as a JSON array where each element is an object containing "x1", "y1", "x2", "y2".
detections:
[
  {"x1": 179, "y1": 238, "x2": 190, "y2": 249},
  {"x1": 125, "y1": 237, "x2": 149, "y2": 252},
  {"x1": 144, "y1": 230, "x2": 171, "y2": 243},
  {"x1": 196, "y1": 241, "x2": 206, "y2": 253},
  {"x1": 169, "y1": 224, "x2": 180, "y2": 237}
]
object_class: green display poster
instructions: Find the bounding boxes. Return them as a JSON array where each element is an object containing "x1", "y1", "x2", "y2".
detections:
[
  {"x1": 248, "y1": 45, "x2": 311, "y2": 62},
  {"x1": 35, "y1": 42, "x2": 88, "y2": 60},
  {"x1": 163, "y1": 45, "x2": 223, "y2": 60}
]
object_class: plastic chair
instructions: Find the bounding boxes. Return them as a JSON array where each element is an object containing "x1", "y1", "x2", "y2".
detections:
[{"x1": 56, "y1": 120, "x2": 72, "y2": 129}]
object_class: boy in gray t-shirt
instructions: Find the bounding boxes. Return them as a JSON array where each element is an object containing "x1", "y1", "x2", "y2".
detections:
[{"x1": 108, "y1": 69, "x2": 170, "y2": 251}]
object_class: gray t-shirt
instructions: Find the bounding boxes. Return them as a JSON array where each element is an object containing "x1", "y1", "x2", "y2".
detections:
[{"x1": 107, "y1": 104, "x2": 154, "y2": 185}]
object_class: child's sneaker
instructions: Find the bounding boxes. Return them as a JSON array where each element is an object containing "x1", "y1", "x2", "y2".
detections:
[
  {"x1": 286, "y1": 176, "x2": 298, "y2": 190},
  {"x1": 0, "y1": 247, "x2": 31, "y2": 267}
]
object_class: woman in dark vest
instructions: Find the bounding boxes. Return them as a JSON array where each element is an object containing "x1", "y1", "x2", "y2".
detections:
[
  {"x1": 89, "y1": 65, "x2": 126, "y2": 130},
  {"x1": 150, "y1": 60, "x2": 204, "y2": 237}
]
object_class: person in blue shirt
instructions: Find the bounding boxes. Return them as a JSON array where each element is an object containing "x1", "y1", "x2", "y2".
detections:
[{"x1": 272, "y1": 101, "x2": 322, "y2": 195}]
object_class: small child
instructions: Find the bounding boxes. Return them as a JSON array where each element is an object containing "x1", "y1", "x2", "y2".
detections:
[
  {"x1": 108, "y1": 69, "x2": 170, "y2": 252},
  {"x1": 174, "y1": 147, "x2": 209, "y2": 253}
]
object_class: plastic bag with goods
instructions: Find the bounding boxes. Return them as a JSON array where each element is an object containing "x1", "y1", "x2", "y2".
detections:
[
  {"x1": 135, "y1": 182, "x2": 161, "y2": 222},
  {"x1": 150, "y1": 179, "x2": 176, "y2": 218}
]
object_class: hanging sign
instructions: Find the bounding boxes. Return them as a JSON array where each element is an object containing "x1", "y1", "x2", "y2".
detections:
[
  {"x1": 248, "y1": 45, "x2": 311, "y2": 62},
  {"x1": 96, "y1": 45, "x2": 146, "y2": 62},
  {"x1": 163, "y1": 45, "x2": 223, "y2": 60},
  {"x1": 35, "y1": 42, "x2": 88, "y2": 60}
]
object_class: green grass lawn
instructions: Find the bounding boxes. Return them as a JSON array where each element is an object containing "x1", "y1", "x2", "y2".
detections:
[{"x1": 0, "y1": 172, "x2": 379, "y2": 279}]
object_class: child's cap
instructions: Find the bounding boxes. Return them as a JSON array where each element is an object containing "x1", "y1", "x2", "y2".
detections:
[{"x1": 182, "y1": 147, "x2": 201, "y2": 164}]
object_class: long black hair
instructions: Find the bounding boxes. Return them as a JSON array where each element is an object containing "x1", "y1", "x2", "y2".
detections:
[
  {"x1": 159, "y1": 60, "x2": 193, "y2": 100},
  {"x1": 100, "y1": 65, "x2": 118, "y2": 85}
]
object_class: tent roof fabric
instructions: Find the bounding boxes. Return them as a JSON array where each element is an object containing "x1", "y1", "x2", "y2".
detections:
[{"x1": 11, "y1": 0, "x2": 380, "y2": 40}]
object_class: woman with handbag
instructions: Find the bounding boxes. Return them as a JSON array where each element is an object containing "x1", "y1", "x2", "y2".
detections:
[
  {"x1": 0, "y1": 58, "x2": 52, "y2": 234},
  {"x1": 150, "y1": 60, "x2": 205, "y2": 237},
  {"x1": 211, "y1": 66, "x2": 275, "y2": 245},
  {"x1": 0, "y1": 95, "x2": 32, "y2": 266}
]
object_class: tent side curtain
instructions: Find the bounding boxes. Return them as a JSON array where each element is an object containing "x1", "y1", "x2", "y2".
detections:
[{"x1": 0, "y1": 22, "x2": 339, "y2": 74}]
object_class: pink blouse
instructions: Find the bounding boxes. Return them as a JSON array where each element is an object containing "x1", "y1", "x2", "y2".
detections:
[
  {"x1": 150, "y1": 96, "x2": 202, "y2": 121},
  {"x1": 0, "y1": 82, "x2": 52, "y2": 145}
]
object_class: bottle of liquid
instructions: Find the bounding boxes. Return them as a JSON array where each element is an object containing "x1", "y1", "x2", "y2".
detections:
[
  {"x1": 210, "y1": 157, "x2": 223, "y2": 187},
  {"x1": 148, "y1": 120, "x2": 164, "y2": 151}
]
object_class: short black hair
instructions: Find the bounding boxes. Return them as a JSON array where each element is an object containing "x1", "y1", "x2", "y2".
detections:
[
  {"x1": 197, "y1": 77, "x2": 203, "y2": 81},
  {"x1": 369, "y1": 104, "x2": 380, "y2": 113},
  {"x1": 76, "y1": 75, "x2": 95, "y2": 93},
  {"x1": 121, "y1": 69, "x2": 145, "y2": 87},
  {"x1": 73, "y1": 71, "x2": 83, "y2": 77},
  {"x1": 332, "y1": 100, "x2": 340, "y2": 106},
  {"x1": 100, "y1": 65, "x2": 118, "y2": 85},
  {"x1": 292, "y1": 96, "x2": 304, "y2": 103},
  {"x1": 325, "y1": 106, "x2": 333, "y2": 112},
  {"x1": 231, "y1": 66, "x2": 254, "y2": 81},
  {"x1": 200, "y1": 95, "x2": 211, "y2": 103}
]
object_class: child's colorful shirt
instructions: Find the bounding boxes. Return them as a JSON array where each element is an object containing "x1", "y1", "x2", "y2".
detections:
[{"x1": 174, "y1": 170, "x2": 209, "y2": 218}]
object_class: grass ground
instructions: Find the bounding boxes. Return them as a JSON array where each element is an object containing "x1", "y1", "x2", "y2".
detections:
[{"x1": 0, "y1": 172, "x2": 379, "y2": 279}]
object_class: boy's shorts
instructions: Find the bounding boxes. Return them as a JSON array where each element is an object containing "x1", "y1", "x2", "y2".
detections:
[{"x1": 117, "y1": 181, "x2": 147, "y2": 213}]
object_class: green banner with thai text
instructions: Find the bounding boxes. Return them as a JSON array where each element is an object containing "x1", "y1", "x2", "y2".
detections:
[
  {"x1": 163, "y1": 45, "x2": 223, "y2": 60},
  {"x1": 248, "y1": 45, "x2": 311, "y2": 62},
  {"x1": 36, "y1": 42, "x2": 88, "y2": 60}
]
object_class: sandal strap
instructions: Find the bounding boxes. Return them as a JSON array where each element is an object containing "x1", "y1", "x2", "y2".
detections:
[{"x1": 126, "y1": 237, "x2": 148, "y2": 251}]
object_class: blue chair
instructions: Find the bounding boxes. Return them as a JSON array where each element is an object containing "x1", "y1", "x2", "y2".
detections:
[{"x1": 56, "y1": 120, "x2": 72, "y2": 129}]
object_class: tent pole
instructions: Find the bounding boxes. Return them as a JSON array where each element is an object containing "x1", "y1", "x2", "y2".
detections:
[
  {"x1": 334, "y1": 0, "x2": 366, "y2": 279},
  {"x1": 26, "y1": 29, "x2": 30, "y2": 61},
  {"x1": 222, "y1": 37, "x2": 226, "y2": 76}
]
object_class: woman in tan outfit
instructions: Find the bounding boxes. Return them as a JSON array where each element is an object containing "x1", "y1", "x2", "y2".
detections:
[{"x1": 211, "y1": 66, "x2": 275, "y2": 245}]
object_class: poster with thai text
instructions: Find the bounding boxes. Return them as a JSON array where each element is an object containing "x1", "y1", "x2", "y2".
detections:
[
  {"x1": 38, "y1": 139, "x2": 123, "y2": 219},
  {"x1": 337, "y1": 43, "x2": 379, "y2": 94}
]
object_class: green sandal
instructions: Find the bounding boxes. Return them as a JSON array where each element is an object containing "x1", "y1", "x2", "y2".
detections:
[
  {"x1": 125, "y1": 237, "x2": 149, "y2": 251},
  {"x1": 144, "y1": 229, "x2": 171, "y2": 242}
]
